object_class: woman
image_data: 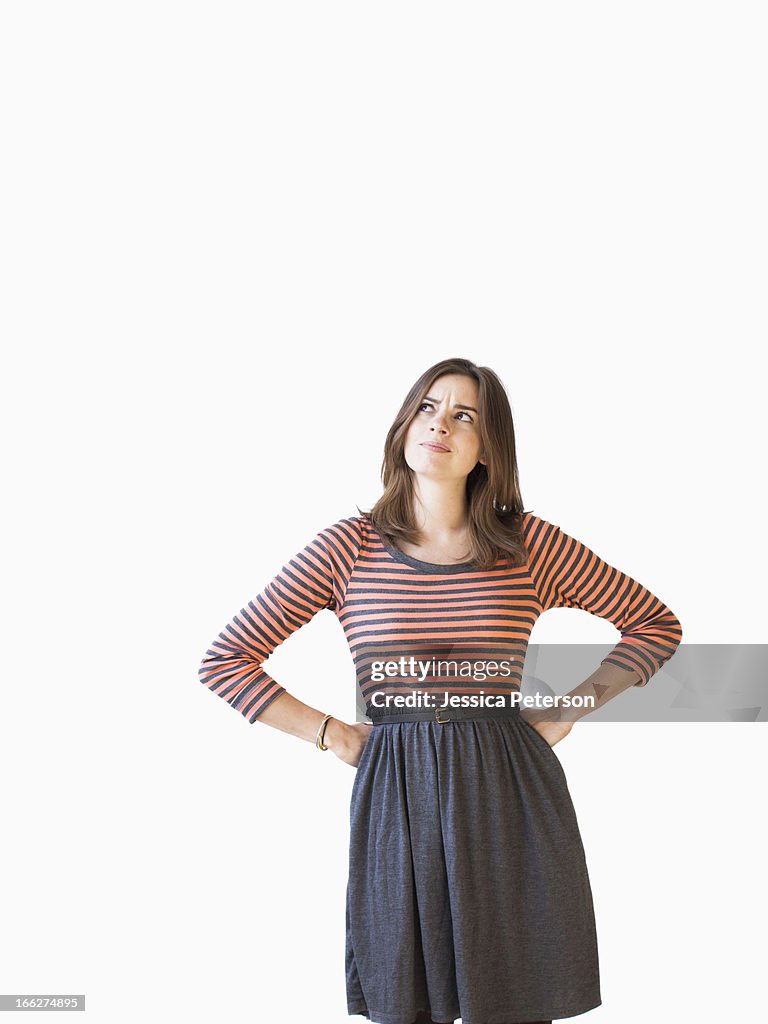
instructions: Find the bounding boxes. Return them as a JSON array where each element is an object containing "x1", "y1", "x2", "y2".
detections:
[{"x1": 198, "y1": 357, "x2": 683, "y2": 1024}]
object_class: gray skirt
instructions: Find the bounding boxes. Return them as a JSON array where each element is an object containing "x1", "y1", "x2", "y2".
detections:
[{"x1": 345, "y1": 707, "x2": 602, "y2": 1024}]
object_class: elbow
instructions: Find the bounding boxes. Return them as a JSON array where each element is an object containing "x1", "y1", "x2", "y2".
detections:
[
  {"x1": 671, "y1": 611, "x2": 684, "y2": 646},
  {"x1": 198, "y1": 646, "x2": 221, "y2": 687},
  {"x1": 665, "y1": 610, "x2": 684, "y2": 655}
]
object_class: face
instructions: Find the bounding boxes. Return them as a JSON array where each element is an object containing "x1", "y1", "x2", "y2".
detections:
[{"x1": 403, "y1": 374, "x2": 486, "y2": 482}]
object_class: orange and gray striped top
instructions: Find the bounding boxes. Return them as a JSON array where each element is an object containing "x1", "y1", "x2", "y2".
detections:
[{"x1": 198, "y1": 512, "x2": 683, "y2": 723}]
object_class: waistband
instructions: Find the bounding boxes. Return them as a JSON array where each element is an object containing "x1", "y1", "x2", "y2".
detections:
[{"x1": 368, "y1": 703, "x2": 522, "y2": 725}]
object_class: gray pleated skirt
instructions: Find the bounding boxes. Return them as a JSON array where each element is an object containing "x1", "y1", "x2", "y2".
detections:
[{"x1": 345, "y1": 707, "x2": 602, "y2": 1024}]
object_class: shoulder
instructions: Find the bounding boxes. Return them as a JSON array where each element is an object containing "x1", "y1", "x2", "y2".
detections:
[
  {"x1": 311, "y1": 515, "x2": 367, "y2": 559},
  {"x1": 520, "y1": 510, "x2": 561, "y2": 545}
]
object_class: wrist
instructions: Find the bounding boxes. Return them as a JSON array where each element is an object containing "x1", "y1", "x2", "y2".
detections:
[{"x1": 322, "y1": 717, "x2": 349, "y2": 752}]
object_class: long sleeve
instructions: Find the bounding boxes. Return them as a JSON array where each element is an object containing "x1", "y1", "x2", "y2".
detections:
[
  {"x1": 523, "y1": 512, "x2": 683, "y2": 686},
  {"x1": 198, "y1": 519, "x2": 362, "y2": 723}
]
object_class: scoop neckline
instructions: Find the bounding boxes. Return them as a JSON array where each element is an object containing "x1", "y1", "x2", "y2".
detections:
[{"x1": 364, "y1": 519, "x2": 479, "y2": 574}]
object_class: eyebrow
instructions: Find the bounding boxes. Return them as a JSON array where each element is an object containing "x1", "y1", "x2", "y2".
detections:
[{"x1": 423, "y1": 394, "x2": 479, "y2": 414}]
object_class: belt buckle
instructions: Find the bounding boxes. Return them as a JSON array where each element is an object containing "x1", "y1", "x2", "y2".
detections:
[{"x1": 435, "y1": 706, "x2": 451, "y2": 724}]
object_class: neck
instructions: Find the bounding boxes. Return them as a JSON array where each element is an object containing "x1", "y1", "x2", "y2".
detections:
[{"x1": 411, "y1": 477, "x2": 469, "y2": 537}]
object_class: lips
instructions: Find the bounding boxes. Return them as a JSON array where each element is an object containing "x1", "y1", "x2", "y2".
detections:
[{"x1": 421, "y1": 442, "x2": 450, "y2": 452}]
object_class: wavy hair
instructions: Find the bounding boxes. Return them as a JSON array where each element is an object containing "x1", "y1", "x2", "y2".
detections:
[{"x1": 357, "y1": 357, "x2": 530, "y2": 570}]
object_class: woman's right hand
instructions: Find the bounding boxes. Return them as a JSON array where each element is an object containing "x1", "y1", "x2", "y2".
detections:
[{"x1": 324, "y1": 719, "x2": 373, "y2": 767}]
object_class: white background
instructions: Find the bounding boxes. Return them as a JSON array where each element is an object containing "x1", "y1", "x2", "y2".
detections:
[{"x1": 1, "y1": 3, "x2": 766, "y2": 1022}]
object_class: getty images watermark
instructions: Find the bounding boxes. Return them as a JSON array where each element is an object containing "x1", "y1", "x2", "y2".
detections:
[
  {"x1": 368, "y1": 655, "x2": 595, "y2": 710},
  {"x1": 356, "y1": 644, "x2": 768, "y2": 723}
]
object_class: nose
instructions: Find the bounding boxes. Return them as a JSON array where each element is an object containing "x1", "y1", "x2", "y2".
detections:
[{"x1": 429, "y1": 412, "x2": 450, "y2": 434}]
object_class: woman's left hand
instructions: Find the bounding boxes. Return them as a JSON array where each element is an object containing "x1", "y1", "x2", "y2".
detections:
[{"x1": 524, "y1": 716, "x2": 573, "y2": 748}]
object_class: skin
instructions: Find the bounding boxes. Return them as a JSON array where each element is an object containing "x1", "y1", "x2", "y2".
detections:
[
  {"x1": 257, "y1": 373, "x2": 573, "y2": 763},
  {"x1": 397, "y1": 373, "x2": 487, "y2": 563}
]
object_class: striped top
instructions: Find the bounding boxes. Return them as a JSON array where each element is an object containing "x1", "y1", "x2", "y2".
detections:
[{"x1": 198, "y1": 512, "x2": 683, "y2": 723}]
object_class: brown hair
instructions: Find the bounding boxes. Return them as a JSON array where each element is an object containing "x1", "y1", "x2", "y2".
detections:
[{"x1": 356, "y1": 357, "x2": 530, "y2": 570}]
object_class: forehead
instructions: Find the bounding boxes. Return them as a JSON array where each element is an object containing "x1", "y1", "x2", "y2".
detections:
[{"x1": 423, "y1": 374, "x2": 478, "y2": 401}]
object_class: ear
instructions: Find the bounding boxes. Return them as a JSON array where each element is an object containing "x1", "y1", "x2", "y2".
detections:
[{"x1": 478, "y1": 454, "x2": 487, "y2": 466}]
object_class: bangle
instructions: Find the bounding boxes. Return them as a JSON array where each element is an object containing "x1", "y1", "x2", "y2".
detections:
[{"x1": 316, "y1": 713, "x2": 334, "y2": 750}]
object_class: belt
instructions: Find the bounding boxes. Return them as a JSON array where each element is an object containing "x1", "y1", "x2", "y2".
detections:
[{"x1": 369, "y1": 703, "x2": 522, "y2": 726}]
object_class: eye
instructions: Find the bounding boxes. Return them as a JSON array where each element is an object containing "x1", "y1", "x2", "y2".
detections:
[{"x1": 418, "y1": 402, "x2": 474, "y2": 424}]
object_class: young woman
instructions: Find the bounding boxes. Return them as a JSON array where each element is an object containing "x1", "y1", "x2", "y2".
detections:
[{"x1": 198, "y1": 357, "x2": 683, "y2": 1024}]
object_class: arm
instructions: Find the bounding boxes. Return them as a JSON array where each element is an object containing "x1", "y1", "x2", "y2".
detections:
[
  {"x1": 197, "y1": 519, "x2": 367, "y2": 760},
  {"x1": 254, "y1": 690, "x2": 367, "y2": 763},
  {"x1": 523, "y1": 513, "x2": 683, "y2": 731}
]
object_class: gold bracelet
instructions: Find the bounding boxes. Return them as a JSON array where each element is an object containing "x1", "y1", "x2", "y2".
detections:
[{"x1": 316, "y1": 713, "x2": 334, "y2": 750}]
